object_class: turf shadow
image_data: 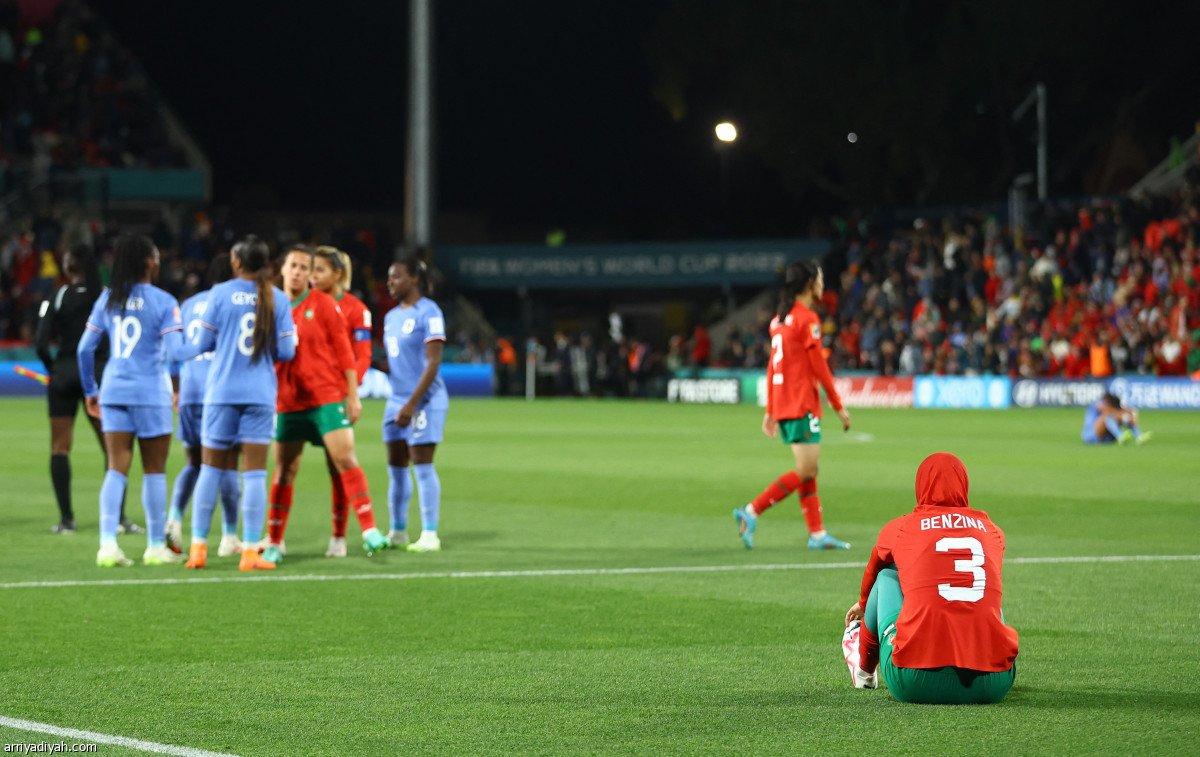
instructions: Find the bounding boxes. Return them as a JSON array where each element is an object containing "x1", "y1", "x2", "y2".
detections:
[{"x1": 1007, "y1": 685, "x2": 1200, "y2": 713}]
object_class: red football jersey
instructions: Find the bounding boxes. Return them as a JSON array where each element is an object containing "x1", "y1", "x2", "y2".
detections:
[
  {"x1": 335, "y1": 291, "x2": 373, "y2": 384},
  {"x1": 766, "y1": 301, "x2": 842, "y2": 419},
  {"x1": 275, "y1": 289, "x2": 356, "y2": 413},
  {"x1": 858, "y1": 454, "x2": 1019, "y2": 672}
]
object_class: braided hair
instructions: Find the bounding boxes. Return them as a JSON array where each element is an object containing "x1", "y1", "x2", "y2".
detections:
[{"x1": 106, "y1": 235, "x2": 156, "y2": 315}]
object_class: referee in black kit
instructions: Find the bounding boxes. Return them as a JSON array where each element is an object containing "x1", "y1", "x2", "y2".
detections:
[{"x1": 34, "y1": 245, "x2": 139, "y2": 535}]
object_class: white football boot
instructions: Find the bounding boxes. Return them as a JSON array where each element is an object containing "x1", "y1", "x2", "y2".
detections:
[{"x1": 842, "y1": 620, "x2": 878, "y2": 689}]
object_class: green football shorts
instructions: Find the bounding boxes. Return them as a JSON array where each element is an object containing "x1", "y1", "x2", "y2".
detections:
[
  {"x1": 274, "y1": 402, "x2": 350, "y2": 446},
  {"x1": 778, "y1": 413, "x2": 821, "y2": 444},
  {"x1": 868, "y1": 568, "x2": 1015, "y2": 704}
]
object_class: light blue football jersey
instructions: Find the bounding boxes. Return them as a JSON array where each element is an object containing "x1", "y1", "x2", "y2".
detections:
[
  {"x1": 187, "y1": 279, "x2": 296, "y2": 406},
  {"x1": 172, "y1": 291, "x2": 215, "y2": 406},
  {"x1": 383, "y1": 297, "x2": 447, "y2": 407},
  {"x1": 79, "y1": 284, "x2": 181, "y2": 406}
]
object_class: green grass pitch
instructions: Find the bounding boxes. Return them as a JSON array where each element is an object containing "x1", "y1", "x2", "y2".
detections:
[{"x1": 0, "y1": 397, "x2": 1197, "y2": 755}]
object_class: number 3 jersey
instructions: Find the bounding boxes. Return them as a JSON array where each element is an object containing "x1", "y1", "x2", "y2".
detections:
[
  {"x1": 194, "y1": 279, "x2": 296, "y2": 407},
  {"x1": 80, "y1": 283, "x2": 181, "y2": 405},
  {"x1": 858, "y1": 453, "x2": 1019, "y2": 672},
  {"x1": 383, "y1": 297, "x2": 447, "y2": 408}
]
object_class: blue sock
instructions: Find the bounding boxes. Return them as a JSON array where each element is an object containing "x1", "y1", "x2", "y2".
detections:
[
  {"x1": 413, "y1": 463, "x2": 440, "y2": 532},
  {"x1": 191, "y1": 464, "x2": 222, "y2": 542},
  {"x1": 241, "y1": 470, "x2": 268, "y2": 545},
  {"x1": 387, "y1": 465, "x2": 411, "y2": 532},
  {"x1": 1104, "y1": 416, "x2": 1122, "y2": 439},
  {"x1": 1128, "y1": 424, "x2": 1141, "y2": 439},
  {"x1": 220, "y1": 469, "x2": 241, "y2": 536},
  {"x1": 168, "y1": 464, "x2": 198, "y2": 522},
  {"x1": 99, "y1": 470, "x2": 127, "y2": 545},
  {"x1": 142, "y1": 473, "x2": 168, "y2": 548}
]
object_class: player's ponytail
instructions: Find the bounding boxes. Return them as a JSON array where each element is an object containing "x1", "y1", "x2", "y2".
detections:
[
  {"x1": 776, "y1": 259, "x2": 819, "y2": 320},
  {"x1": 337, "y1": 250, "x2": 353, "y2": 291},
  {"x1": 233, "y1": 235, "x2": 275, "y2": 363},
  {"x1": 107, "y1": 235, "x2": 155, "y2": 315}
]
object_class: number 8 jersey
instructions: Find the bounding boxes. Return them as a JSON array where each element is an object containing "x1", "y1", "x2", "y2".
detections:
[
  {"x1": 857, "y1": 453, "x2": 1019, "y2": 672},
  {"x1": 81, "y1": 283, "x2": 181, "y2": 405},
  {"x1": 195, "y1": 279, "x2": 296, "y2": 406}
]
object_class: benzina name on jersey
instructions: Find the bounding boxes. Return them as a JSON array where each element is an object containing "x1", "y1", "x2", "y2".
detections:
[{"x1": 919, "y1": 513, "x2": 988, "y2": 532}]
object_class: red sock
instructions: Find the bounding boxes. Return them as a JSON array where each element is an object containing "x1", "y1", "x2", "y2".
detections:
[
  {"x1": 339, "y1": 466, "x2": 377, "y2": 532},
  {"x1": 751, "y1": 470, "x2": 802, "y2": 514},
  {"x1": 268, "y1": 481, "x2": 294, "y2": 545},
  {"x1": 331, "y1": 475, "x2": 348, "y2": 538},
  {"x1": 799, "y1": 478, "x2": 824, "y2": 533},
  {"x1": 859, "y1": 625, "x2": 880, "y2": 673}
]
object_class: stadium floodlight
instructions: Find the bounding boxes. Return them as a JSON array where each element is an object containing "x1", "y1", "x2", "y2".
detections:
[{"x1": 715, "y1": 122, "x2": 738, "y2": 143}]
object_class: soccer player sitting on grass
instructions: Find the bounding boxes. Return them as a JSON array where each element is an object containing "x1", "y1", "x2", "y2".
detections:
[
  {"x1": 842, "y1": 452, "x2": 1018, "y2": 704},
  {"x1": 1082, "y1": 392, "x2": 1150, "y2": 446}
]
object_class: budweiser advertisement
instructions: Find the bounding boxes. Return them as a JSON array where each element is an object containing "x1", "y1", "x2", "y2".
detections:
[{"x1": 831, "y1": 376, "x2": 914, "y2": 408}]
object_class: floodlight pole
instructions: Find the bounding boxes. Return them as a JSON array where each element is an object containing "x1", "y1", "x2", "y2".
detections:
[
  {"x1": 1012, "y1": 83, "x2": 1047, "y2": 202},
  {"x1": 406, "y1": 0, "x2": 434, "y2": 248}
]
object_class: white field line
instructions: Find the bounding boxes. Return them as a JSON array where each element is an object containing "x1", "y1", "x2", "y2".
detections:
[
  {"x1": 0, "y1": 715, "x2": 239, "y2": 757},
  {"x1": 0, "y1": 554, "x2": 1196, "y2": 591}
]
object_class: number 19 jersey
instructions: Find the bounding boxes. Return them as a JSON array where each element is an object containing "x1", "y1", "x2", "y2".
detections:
[
  {"x1": 82, "y1": 284, "x2": 181, "y2": 405},
  {"x1": 197, "y1": 279, "x2": 296, "y2": 406}
]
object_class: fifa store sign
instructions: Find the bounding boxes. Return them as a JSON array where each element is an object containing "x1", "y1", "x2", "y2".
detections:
[{"x1": 667, "y1": 378, "x2": 741, "y2": 404}]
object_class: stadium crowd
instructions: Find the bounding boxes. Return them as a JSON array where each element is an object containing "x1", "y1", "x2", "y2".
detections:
[
  {"x1": 676, "y1": 186, "x2": 1200, "y2": 381},
  {"x1": 0, "y1": 0, "x2": 185, "y2": 172},
  {"x1": 4, "y1": 183, "x2": 1199, "y2": 389},
  {"x1": 824, "y1": 187, "x2": 1200, "y2": 379}
]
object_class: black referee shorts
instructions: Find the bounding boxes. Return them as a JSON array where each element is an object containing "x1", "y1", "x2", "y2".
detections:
[{"x1": 47, "y1": 362, "x2": 86, "y2": 419}]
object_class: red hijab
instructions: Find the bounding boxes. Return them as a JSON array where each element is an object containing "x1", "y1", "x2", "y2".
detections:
[{"x1": 915, "y1": 452, "x2": 969, "y2": 509}]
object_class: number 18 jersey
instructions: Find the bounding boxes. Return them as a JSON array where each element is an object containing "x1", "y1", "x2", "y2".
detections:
[{"x1": 196, "y1": 279, "x2": 296, "y2": 406}]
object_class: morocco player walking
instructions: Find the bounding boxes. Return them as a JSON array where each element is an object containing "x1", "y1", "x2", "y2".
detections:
[
  {"x1": 382, "y1": 256, "x2": 448, "y2": 553},
  {"x1": 77, "y1": 235, "x2": 184, "y2": 567},
  {"x1": 265, "y1": 245, "x2": 390, "y2": 562},
  {"x1": 734, "y1": 259, "x2": 851, "y2": 550},
  {"x1": 842, "y1": 452, "x2": 1018, "y2": 703},
  {"x1": 309, "y1": 246, "x2": 373, "y2": 557},
  {"x1": 178, "y1": 236, "x2": 296, "y2": 571}
]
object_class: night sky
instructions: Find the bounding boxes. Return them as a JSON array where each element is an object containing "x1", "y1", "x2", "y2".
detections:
[{"x1": 90, "y1": 1, "x2": 1200, "y2": 241}]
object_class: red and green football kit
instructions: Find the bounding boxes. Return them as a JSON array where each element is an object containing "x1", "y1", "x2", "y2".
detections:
[
  {"x1": 335, "y1": 291, "x2": 372, "y2": 385},
  {"x1": 857, "y1": 453, "x2": 1019, "y2": 704},
  {"x1": 275, "y1": 289, "x2": 355, "y2": 414},
  {"x1": 766, "y1": 301, "x2": 843, "y2": 422}
]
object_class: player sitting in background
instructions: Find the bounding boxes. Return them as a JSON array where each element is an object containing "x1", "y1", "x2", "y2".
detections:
[
  {"x1": 842, "y1": 452, "x2": 1018, "y2": 704},
  {"x1": 1082, "y1": 392, "x2": 1151, "y2": 446}
]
